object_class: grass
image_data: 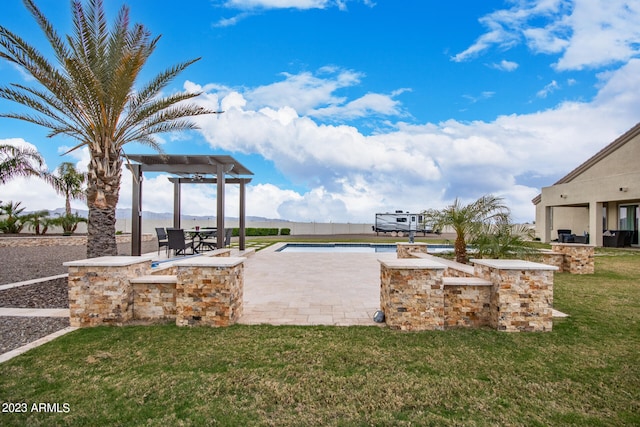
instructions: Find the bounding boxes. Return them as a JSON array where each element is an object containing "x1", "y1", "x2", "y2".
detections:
[{"x1": 1, "y1": 250, "x2": 639, "y2": 426}]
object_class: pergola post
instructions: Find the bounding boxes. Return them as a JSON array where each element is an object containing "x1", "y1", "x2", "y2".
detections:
[
  {"x1": 130, "y1": 164, "x2": 143, "y2": 256},
  {"x1": 240, "y1": 179, "x2": 246, "y2": 250},
  {"x1": 216, "y1": 163, "x2": 225, "y2": 248},
  {"x1": 173, "y1": 179, "x2": 181, "y2": 230}
]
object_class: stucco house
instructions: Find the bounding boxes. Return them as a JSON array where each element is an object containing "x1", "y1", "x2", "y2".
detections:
[{"x1": 532, "y1": 122, "x2": 640, "y2": 247}]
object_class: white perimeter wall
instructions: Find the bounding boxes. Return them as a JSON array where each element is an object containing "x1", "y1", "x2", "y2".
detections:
[{"x1": 113, "y1": 219, "x2": 375, "y2": 235}]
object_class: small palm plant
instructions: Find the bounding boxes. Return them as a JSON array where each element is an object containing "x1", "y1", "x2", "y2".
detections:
[
  {"x1": 0, "y1": 200, "x2": 27, "y2": 233},
  {"x1": 23, "y1": 209, "x2": 52, "y2": 235},
  {"x1": 471, "y1": 220, "x2": 538, "y2": 259},
  {"x1": 52, "y1": 211, "x2": 87, "y2": 236},
  {"x1": 423, "y1": 195, "x2": 510, "y2": 263}
]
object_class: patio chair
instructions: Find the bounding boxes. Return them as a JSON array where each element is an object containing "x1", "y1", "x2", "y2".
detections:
[
  {"x1": 167, "y1": 228, "x2": 195, "y2": 256},
  {"x1": 155, "y1": 227, "x2": 169, "y2": 255},
  {"x1": 556, "y1": 229, "x2": 572, "y2": 242},
  {"x1": 224, "y1": 228, "x2": 233, "y2": 247}
]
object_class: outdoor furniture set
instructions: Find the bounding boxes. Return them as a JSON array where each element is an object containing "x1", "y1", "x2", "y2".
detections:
[{"x1": 155, "y1": 227, "x2": 233, "y2": 256}]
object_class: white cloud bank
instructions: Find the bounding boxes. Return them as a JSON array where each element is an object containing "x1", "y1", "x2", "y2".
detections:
[
  {"x1": 174, "y1": 59, "x2": 640, "y2": 223},
  {"x1": 453, "y1": 0, "x2": 640, "y2": 70}
]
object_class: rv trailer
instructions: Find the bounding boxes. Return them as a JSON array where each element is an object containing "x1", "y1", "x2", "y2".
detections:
[{"x1": 374, "y1": 211, "x2": 433, "y2": 235}]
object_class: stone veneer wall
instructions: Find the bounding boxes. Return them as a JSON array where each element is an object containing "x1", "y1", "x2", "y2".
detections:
[
  {"x1": 550, "y1": 243, "x2": 595, "y2": 274},
  {"x1": 443, "y1": 278, "x2": 492, "y2": 328},
  {"x1": 175, "y1": 258, "x2": 244, "y2": 327},
  {"x1": 380, "y1": 254, "x2": 558, "y2": 332},
  {"x1": 65, "y1": 256, "x2": 152, "y2": 327},
  {"x1": 131, "y1": 277, "x2": 177, "y2": 321},
  {"x1": 65, "y1": 255, "x2": 245, "y2": 328},
  {"x1": 380, "y1": 259, "x2": 446, "y2": 331},
  {"x1": 0, "y1": 234, "x2": 154, "y2": 248},
  {"x1": 473, "y1": 260, "x2": 556, "y2": 332},
  {"x1": 537, "y1": 251, "x2": 565, "y2": 272}
]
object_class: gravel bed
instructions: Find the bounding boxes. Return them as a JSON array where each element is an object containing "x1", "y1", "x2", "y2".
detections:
[
  {"x1": 0, "y1": 278, "x2": 69, "y2": 308},
  {"x1": 0, "y1": 317, "x2": 70, "y2": 355},
  {"x1": 0, "y1": 239, "x2": 158, "y2": 357}
]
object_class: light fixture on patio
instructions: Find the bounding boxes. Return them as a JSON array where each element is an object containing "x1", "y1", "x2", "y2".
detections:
[{"x1": 560, "y1": 194, "x2": 568, "y2": 199}]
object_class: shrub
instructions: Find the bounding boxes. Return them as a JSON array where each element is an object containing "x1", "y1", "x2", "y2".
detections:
[{"x1": 280, "y1": 228, "x2": 291, "y2": 235}]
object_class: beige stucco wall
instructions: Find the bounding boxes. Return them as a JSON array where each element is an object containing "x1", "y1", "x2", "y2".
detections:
[{"x1": 535, "y1": 125, "x2": 640, "y2": 245}]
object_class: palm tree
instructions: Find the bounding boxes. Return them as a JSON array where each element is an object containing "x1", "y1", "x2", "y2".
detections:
[
  {"x1": 0, "y1": 144, "x2": 45, "y2": 185},
  {"x1": 423, "y1": 195, "x2": 510, "y2": 263},
  {"x1": 23, "y1": 209, "x2": 51, "y2": 235},
  {"x1": 43, "y1": 162, "x2": 86, "y2": 216},
  {"x1": 0, "y1": 0, "x2": 214, "y2": 257}
]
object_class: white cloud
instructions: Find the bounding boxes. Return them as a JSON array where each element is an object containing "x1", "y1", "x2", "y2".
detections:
[
  {"x1": 221, "y1": 0, "x2": 363, "y2": 10},
  {"x1": 453, "y1": 0, "x2": 640, "y2": 70},
  {"x1": 536, "y1": 80, "x2": 560, "y2": 98},
  {"x1": 490, "y1": 60, "x2": 519, "y2": 72}
]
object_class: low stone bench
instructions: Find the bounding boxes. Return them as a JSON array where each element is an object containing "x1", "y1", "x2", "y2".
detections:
[
  {"x1": 130, "y1": 275, "x2": 177, "y2": 321},
  {"x1": 410, "y1": 252, "x2": 475, "y2": 277},
  {"x1": 442, "y1": 277, "x2": 492, "y2": 329}
]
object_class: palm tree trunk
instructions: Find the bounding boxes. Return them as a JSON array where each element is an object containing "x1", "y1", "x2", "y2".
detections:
[
  {"x1": 454, "y1": 234, "x2": 467, "y2": 264},
  {"x1": 85, "y1": 149, "x2": 122, "y2": 258}
]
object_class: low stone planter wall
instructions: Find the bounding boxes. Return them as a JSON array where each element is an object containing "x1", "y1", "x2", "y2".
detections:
[
  {"x1": 65, "y1": 254, "x2": 245, "y2": 328},
  {"x1": 380, "y1": 255, "x2": 558, "y2": 332},
  {"x1": 380, "y1": 258, "x2": 446, "y2": 331},
  {"x1": 550, "y1": 243, "x2": 595, "y2": 274},
  {"x1": 64, "y1": 256, "x2": 153, "y2": 327},
  {"x1": 473, "y1": 259, "x2": 556, "y2": 332},
  {"x1": 0, "y1": 234, "x2": 154, "y2": 248}
]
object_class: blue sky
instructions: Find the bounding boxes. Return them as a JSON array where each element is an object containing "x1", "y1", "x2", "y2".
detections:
[{"x1": 2, "y1": 0, "x2": 640, "y2": 223}]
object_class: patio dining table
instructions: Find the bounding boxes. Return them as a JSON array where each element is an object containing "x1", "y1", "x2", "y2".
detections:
[{"x1": 185, "y1": 228, "x2": 217, "y2": 252}]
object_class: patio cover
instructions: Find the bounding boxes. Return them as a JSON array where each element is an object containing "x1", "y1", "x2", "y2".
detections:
[{"x1": 127, "y1": 154, "x2": 253, "y2": 255}]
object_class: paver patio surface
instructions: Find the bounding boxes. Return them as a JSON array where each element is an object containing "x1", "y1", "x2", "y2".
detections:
[{"x1": 238, "y1": 243, "x2": 396, "y2": 326}]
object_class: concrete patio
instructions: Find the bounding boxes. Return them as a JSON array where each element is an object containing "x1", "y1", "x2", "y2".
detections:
[{"x1": 238, "y1": 243, "x2": 396, "y2": 326}]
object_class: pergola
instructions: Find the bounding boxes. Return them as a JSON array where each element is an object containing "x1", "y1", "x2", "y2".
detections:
[{"x1": 127, "y1": 154, "x2": 253, "y2": 256}]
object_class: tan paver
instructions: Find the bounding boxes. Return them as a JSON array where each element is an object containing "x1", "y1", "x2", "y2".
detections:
[{"x1": 239, "y1": 244, "x2": 396, "y2": 326}]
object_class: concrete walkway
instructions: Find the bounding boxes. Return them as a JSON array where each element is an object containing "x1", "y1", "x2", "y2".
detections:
[{"x1": 238, "y1": 243, "x2": 395, "y2": 326}]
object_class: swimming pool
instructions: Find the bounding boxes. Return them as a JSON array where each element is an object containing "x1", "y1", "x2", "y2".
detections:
[
  {"x1": 276, "y1": 243, "x2": 456, "y2": 253},
  {"x1": 276, "y1": 243, "x2": 397, "y2": 253}
]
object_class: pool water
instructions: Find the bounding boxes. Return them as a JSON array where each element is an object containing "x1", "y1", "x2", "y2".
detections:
[
  {"x1": 276, "y1": 243, "x2": 456, "y2": 253},
  {"x1": 277, "y1": 243, "x2": 397, "y2": 253}
]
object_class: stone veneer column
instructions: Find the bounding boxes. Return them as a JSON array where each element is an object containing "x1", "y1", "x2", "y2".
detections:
[
  {"x1": 64, "y1": 256, "x2": 153, "y2": 327},
  {"x1": 396, "y1": 242, "x2": 429, "y2": 259},
  {"x1": 379, "y1": 258, "x2": 447, "y2": 331},
  {"x1": 550, "y1": 243, "x2": 595, "y2": 274},
  {"x1": 174, "y1": 257, "x2": 245, "y2": 327},
  {"x1": 473, "y1": 259, "x2": 558, "y2": 332}
]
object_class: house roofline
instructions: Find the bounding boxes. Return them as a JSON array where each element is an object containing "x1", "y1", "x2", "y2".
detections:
[{"x1": 531, "y1": 121, "x2": 640, "y2": 205}]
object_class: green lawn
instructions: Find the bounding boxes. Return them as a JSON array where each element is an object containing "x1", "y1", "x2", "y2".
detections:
[{"x1": 1, "y1": 250, "x2": 639, "y2": 426}]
